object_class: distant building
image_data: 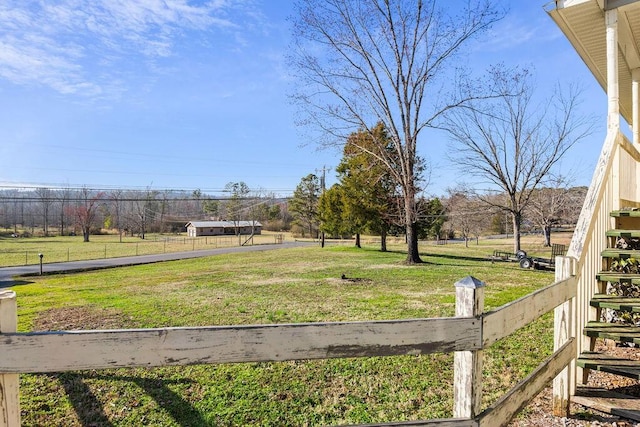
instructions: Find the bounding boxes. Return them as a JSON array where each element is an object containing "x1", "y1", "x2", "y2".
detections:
[{"x1": 185, "y1": 221, "x2": 262, "y2": 237}]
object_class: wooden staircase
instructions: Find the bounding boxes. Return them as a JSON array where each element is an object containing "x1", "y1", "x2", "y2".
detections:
[{"x1": 574, "y1": 209, "x2": 640, "y2": 420}]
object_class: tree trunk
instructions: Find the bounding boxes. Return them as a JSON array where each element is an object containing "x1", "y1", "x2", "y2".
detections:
[
  {"x1": 512, "y1": 212, "x2": 522, "y2": 253},
  {"x1": 406, "y1": 222, "x2": 422, "y2": 263},
  {"x1": 404, "y1": 187, "x2": 422, "y2": 263},
  {"x1": 543, "y1": 225, "x2": 552, "y2": 247},
  {"x1": 355, "y1": 233, "x2": 361, "y2": 248},
  {"x1": 82, "y1": 227, "x2": 90, "y2": 242},
  {"x1": 380, "y1": 229, "x2": 387, "y2": 252}
]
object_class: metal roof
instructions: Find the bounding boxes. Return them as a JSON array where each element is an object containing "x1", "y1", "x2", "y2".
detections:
[
  {"x1": 547, "y1": 0, "x2": 640, "y2": 125},
  {"x1": 185, "y1": 221, "x2": 262, "y2": 228}
]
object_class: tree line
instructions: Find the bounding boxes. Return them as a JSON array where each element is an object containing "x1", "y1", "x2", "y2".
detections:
[
  {"x1": 0, "y1": 184, "x2": 293, "y2": 242},
  {"x1": 286, "y1": 123, "x2": 588, "y2": 250},
  {"x1": 0, "y1": 172, "x2": 586, "y2": 249}
]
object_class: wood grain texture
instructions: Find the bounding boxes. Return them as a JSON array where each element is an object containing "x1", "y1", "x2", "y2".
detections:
[
  {"x1": 343, "y1": 418, "x2": 478, "y2": 427},
  {"x1": 483, "y1": 276, "x2": 576, "y2": 347},
  {"x1": 479, "y1": 339, "x2": 576, "y2": 427},
  {"x1": 0, "y1": 317, "x2": 481, "y2": 373},
  {"x1": 553, "y1": 256, "x2": 576, "y2": 416},
  {"x1": 0, "y1": 291, "x2": 19, "y2": 427}
]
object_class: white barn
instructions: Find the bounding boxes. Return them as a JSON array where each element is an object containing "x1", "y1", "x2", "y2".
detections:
[{"x1": 185, "y1": 221, "x2": 262, "y2": 237}]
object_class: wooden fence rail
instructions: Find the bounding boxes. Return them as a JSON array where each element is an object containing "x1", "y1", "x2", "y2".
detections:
[
  {"x1": 0, "y1": 317, "x2": 480, "y2": 373},
  {"x1": 0, "y1": 269, "x2": 577, "y2": 427}
]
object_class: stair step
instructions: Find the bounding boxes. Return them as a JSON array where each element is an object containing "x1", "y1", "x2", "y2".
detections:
[
  {"x1": 596, "y1": 272, "x2": 640, "y2": 284},
  {"x1": 584, "y1": 321, "x2": 640, "y2": 344},
  {"x1": 606, "y1": 229, "x2": 640, "y2": 238},
  {"x1": 574, "y1": 386, "x2": 640, "y2": 422},
  {"x1": 590, "y1": 294, "x2": 640, "y2": 312},
  {"x1": 611, "y1": 209, "x2": 640, "y2": 218},
  {"x1": 601, "y1": 249, "x2": 640, "y2": 259},
  {"x1": 577, "y1": 351, "x2": 640, "y2": 380}
]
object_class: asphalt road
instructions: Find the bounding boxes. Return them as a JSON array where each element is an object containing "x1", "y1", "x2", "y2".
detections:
[{"x1": 0, "y1": 241, "x2": 315, "y2": 288}]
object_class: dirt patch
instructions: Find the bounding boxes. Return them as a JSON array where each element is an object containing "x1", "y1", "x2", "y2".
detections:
[
  {"x1": 325, "y1": 276, "x2": 374, "y2": 286},
  {"x1": 33, "y1": 306, "x2": 136, "y2": 331}
]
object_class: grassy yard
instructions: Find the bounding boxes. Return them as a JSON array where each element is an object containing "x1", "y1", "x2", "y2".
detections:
[
  {"x1": 0, "y1": 232, "x2": 286, "y2": 267},
  {"x1": 9, "y1": 236, "x2": 563, "y2": 426}
]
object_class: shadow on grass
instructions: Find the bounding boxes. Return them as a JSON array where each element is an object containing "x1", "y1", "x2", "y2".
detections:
[
  {"x1": 378, "y1": 248, "x2": 490, "y2": 265},
  {"x1": 54, "y1": 372, "x2": 206, "y2": 427},
  {"x1": 422, "y1": 252, "x2": 490, "y2": 264},
  {"x1": 0, "y1": 279, "x2": 33, "y2": 288}
]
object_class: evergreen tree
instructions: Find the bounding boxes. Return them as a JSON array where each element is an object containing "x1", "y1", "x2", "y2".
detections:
[{"x1": 290, "y1": 174, "x2": 321, "y2": 238}]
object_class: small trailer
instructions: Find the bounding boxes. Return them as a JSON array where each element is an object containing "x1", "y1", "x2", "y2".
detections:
[
  {"x1": 489, "y1": 250, "x2": 528, "y2": 263},
  {"x1": 489, "y1": 243, "x2": 567, "y2": 270},
  {"x1": 518, "y1": 244, "x2": 567, "y2": 270}
]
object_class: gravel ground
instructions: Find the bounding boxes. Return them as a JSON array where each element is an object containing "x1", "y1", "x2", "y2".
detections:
[{"x1": 510, "y1": 340, "x2": 640, "y2": 426}]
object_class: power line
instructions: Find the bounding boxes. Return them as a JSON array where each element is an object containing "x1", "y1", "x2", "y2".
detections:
[{"x1": 0, "y1": 182, "x2": 296, "y2": 196}]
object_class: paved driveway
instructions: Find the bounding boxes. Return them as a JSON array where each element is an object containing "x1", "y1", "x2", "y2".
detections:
[{"x1": 0, "y1": 241, "x2": 315, "y2": 287}]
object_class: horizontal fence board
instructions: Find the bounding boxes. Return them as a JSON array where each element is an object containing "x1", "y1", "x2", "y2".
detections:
[
  {"x1": 345, "y1": 418, "x2": 478, "y2": 427},
  {"x1": 0, "y1": 317, "x2": 480, "y2": 373},
  {"x1": 478, "y1": 339, "x2": 576, "y2": 427},
  {"x1": 483, "y1": 277, "x2": 576, "y2": 346}
]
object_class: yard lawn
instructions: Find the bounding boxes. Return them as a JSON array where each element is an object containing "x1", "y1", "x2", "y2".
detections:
[{"x1": 12, "y1": 241, "x2": 557, "y2": 426}]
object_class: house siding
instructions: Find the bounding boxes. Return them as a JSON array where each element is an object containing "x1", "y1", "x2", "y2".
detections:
[{"x1": 185, "y1": 221, "x2": 262, "y2": 237}]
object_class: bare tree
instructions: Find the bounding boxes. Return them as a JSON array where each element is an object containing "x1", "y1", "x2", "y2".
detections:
[
  {"x1": 56, "y1": 187, "x2": 72, "y2": 236},
  {"x1": 290, "y1": 0, "x2": 502, "y2": 263},
  {"x1": 109, "y1": 190, "x2": 124, "y2": 242},
  {"x1": 67, "y1": 187, "x2": 104, "y2": 242},
  {"x1": 35, "y1": 187, "x2": 52, "y2": 236},
  {"x1": 526, "y1": 175, "x2": 574, "y2": 247},
  {"x1": 445, "y1": 186, "x2": 489, "y2": 247},
  {"x1": 443, "y1": 68, "x2": 594, "y2": 252},
  {"x1": 562, "y1": 186, "x2": 587, "y2": 227},
  {"x1": 128, "y1": 188, "x2": 158, "y2": 239}
]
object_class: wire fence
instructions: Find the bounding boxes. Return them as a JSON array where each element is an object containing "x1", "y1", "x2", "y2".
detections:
[{"x1": 0, "y1": 234, "x2": 285, "y2": 267}]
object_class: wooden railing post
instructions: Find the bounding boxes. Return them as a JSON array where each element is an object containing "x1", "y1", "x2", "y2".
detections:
[
  {"x1": 453, "y1": 276, "x2": 485, "y2": 419},
  {"x1": 553, "y1": 256, "x2": 575, "y2": 417},
  {"x1": 0, "y1": 290, "x2": 19, "y2": 427}
]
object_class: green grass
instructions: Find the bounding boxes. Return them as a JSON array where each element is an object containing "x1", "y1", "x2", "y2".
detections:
[
  {"x1": 11, "y1": 240, "x2": 558, "y2": 426},
  {"x1": 0, "y1": 232, "x2": 286, "y2": 267}
]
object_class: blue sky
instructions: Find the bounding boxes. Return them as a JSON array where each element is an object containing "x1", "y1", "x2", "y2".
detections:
[{"x1": 0, "y1": 1, "x2": 608, "y2": 197}]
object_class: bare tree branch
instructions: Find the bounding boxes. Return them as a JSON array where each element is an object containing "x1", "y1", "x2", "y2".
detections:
[
  {"x1": 289, "y1": 0, "x2": 503, "y2": 263},
  {"x1": 443, "y1": 67, "x2": 595, "y2": 252}
]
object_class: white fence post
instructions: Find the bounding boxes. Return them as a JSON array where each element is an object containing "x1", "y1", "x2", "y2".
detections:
[
  {"x1": 453, "y1": 276, "x2": 485, "y2": 419},
  {"x1": 552, "y1": 256, "x2": 575, "y2": 416},
  {"x1": 0, "y1": 290, "x2": 19, "y2": 427}
]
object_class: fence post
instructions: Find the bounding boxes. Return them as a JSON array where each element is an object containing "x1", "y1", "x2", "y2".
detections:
[
  {"x1": 0, "y1": 290, "x2": 19, "y2": 426},
  {"x1": 553, "y1": 256, "x2": 575, "y2": 416},
  {"x1": 453, "y1": 276, "x2": 485, "y2": 419}
]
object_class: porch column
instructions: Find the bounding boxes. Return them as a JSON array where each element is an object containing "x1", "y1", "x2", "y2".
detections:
[
  {"x1": 606, "y1": 8, "x2": 620, "y2": 132},
  {"x1": 633, "y1": 68, "x2": 640, "y2": 145}
]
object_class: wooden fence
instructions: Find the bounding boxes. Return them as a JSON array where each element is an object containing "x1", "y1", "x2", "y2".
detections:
[{"x1": 0, "y1": 265, "x2": 576, "y2": 427}]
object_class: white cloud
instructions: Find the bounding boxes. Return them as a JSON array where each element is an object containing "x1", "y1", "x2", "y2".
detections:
[
  {"x1": 0, "y1": 0, "x2": 258, "y2": 99},
  {"x1": 481, "y1": 13, "x2": 561, "y2": 52}
]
